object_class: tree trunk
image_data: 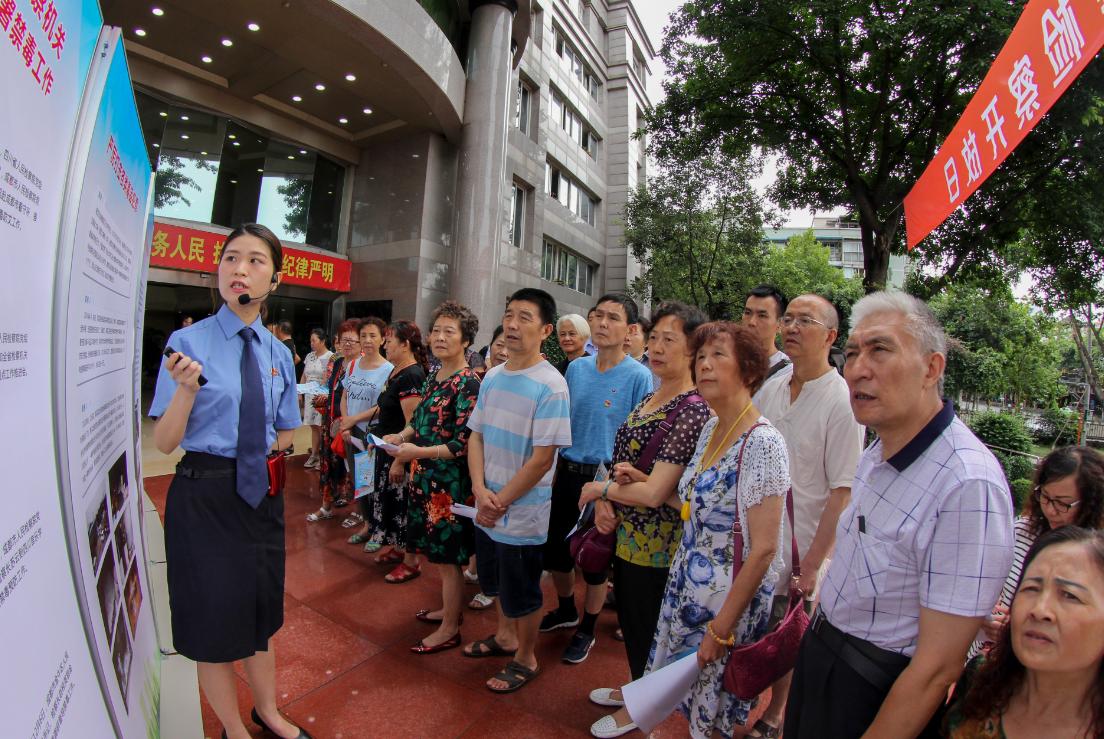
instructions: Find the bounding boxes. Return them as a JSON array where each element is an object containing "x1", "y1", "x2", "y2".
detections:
[
  {"x1": 1069, "y1": 313, "x2": 1102, "y2": 403},
  {"x1": 860, "y1": 223, "x2": 891, "y2": 293}
]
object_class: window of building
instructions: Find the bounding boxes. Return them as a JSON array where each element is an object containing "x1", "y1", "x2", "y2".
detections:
[
  {"x1": 508, "y1": 183, "x2": 526, "y2": 248},
  {"x1": 551, "y1": 89, "x2": 599, "y2": 159},
  {"x1": 542, "y1": 239, "x2": 596, "y2": 295},
  {"x1": 633, "y1": 47, "x2": 646, "y2": 85},
  {"x1": 544, "y1": 161, "x2": 597, "y2": 227},
  {"x1": 136, "y1": 90, "x2": 346, "y2": 251},
  {"x1": 553, "y1": 27, "x2": 600, "y2": 100},
  {"x1": 515, "y1": 80, "x2": 533, "y2": 135}
]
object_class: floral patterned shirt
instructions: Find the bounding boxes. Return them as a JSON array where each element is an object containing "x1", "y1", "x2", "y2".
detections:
[{"x1": 613, "y1": 390, "x2": 711, "y2": 567}]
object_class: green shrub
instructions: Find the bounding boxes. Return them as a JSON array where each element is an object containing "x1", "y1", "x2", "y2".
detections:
[
  {"x1": 1009, "y1": 478, "x2": 1033, "y2": 515},
  {"x1": 541, "y1": 321, "x2": 565, "y2": 366},
  {"x1": 969, "y1": 411, "x2": 1034, "y2": 484},
  {"x1": 1033, "y1": 406, "x2": 1078, "y2": 445}
]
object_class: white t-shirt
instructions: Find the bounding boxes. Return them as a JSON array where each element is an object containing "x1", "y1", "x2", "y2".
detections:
[
  {"x1": 755, "y1": 368, "x2": 864, "y2": 567},
  {"x1": 753, "y1": 350, "x2": 792, "y2": 407}
]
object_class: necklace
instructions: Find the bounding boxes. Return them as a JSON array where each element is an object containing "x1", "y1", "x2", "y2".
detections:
[{"x1": 680, "y1": 401, "x2": 755, "y2": 522}]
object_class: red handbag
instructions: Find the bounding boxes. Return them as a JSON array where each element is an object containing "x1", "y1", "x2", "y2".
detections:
[
  {"x1": 330, "y1": 427, "x2": 346, "y2": 456},
  {"x1": 267, "y1": 450, "x2": 287, "y2": 496},
  {"x1": 721, "y1": 424, "x2": 810, "y2": 700}
]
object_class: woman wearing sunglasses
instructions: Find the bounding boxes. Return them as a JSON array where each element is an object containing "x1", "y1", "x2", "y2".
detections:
[{"x1": 969, "y1": 445, "x2": 1104, "y2": 658}]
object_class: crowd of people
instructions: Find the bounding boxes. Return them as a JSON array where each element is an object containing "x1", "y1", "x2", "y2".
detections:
[{"x1": 153, "y1": 223, "x2": 1104, "y2": 739}]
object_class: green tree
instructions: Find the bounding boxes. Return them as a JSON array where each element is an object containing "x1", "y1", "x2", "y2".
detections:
[
  {"x1": 276, "y1": 177, "x2": 310, "y2": 239},
  {"x1": 153, "y1": 155, "x2": 216, "y2": 210},
  {"x1": 624, "y1": 148, "x2": 770, "y2": 318},
  {"x1": 651, "y1": 0, "x2": 1102, "y2": 293}
]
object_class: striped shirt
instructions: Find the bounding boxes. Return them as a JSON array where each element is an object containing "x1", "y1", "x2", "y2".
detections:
[
  {"x1": 967, "y1": 516, "x2": 1036, "y2": 659},
  {"x1": 819, "y1": 401, "x2": 1015, "y2": 656},
  {"x1": 468, "y1": 361, "x2": 572, "y2": 545}
]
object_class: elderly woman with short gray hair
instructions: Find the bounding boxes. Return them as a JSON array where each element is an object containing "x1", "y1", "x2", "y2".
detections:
[{"x1": 556, "y1": 312, "x2": 592, "y2": 375}]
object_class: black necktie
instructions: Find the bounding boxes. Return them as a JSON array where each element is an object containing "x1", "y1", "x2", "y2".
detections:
[{"x1": 237, "y1": 327, "x2": 268, "y2": 507}]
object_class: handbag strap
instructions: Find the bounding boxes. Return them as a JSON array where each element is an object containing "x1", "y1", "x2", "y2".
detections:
[
  {"x1": 634, "y1": 393, "x2": 703, "y2": 474},
  {"x1": 731, "y1": 423, "x2": 801, "y2": 584}
]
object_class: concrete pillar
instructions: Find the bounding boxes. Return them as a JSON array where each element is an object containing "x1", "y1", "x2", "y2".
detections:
[{"x1": 450, "y1": 0, "x2": 517, "y2": 341}]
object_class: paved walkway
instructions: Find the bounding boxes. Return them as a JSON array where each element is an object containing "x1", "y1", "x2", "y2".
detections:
[{"x1": 146, "y1": 456, "x2": 767, "y2": 738}]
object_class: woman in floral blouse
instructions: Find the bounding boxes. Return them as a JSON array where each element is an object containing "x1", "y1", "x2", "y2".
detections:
[
  {"x1": 578, "y1": 301, "x2": 711, "y2": 735},
  {"x1": 384, "y1": 301, "x2": 481, "y2": 654}
]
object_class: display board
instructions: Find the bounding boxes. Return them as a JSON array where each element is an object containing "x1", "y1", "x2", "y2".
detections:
[
  {"x1": 51, "y1": 27, "x2": 160, "y2": 738},
  {"x1": 0, "y1": 0, "x2": 118, "y2": 735}
]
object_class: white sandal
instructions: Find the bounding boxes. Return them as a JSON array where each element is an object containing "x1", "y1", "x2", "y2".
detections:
[
  {"x1": 306, "y1": 508, "x2": 334, "y2": 522},
  {"x1": 588, "y1": 688, "x2": 625, "y2": 707},
  {"x1": 590, "y1": 714, "x2": 637, "y2": 738}
]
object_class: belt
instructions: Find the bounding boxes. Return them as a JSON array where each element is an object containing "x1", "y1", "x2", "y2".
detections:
[
  {"x1": 808, "y1": 609, "x2": 910, "y2": 694},
  {"x1": 560, "y1": 458, "x2": 599, "y2": 477},
  {"x1": 176, "y1": 465, "x2": 235, "y2": 480}
]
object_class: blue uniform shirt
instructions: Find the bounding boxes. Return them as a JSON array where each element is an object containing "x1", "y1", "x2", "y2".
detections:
[
  {"x1": 562, "y1": 353, "x2": 654, "y2": 464},
  {"x1": 149, "y1": 304, "x2": 301, "y2": 457}
]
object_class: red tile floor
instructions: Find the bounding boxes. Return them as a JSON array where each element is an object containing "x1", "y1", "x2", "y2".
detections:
[{"x1": 146, "y1": 456, "x2": 769, "y2": 738}]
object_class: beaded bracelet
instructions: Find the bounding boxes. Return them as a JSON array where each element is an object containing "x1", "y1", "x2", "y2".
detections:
[{"x1": 706, "y1": 621, "x2": 735, "y2": 648}]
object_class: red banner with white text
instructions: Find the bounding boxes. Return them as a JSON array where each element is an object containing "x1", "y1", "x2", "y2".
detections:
[
  {"x1": 148, "y1": 220, "x2": 351, "y2": 292},
  {"x1": 904, "y1": 0, "x2": 1104, "y2": 249}
]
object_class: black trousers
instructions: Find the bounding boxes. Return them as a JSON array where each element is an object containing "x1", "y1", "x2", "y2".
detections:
[
  {"x1": 613, "y1": 556, "x2": 669, "y2": 680},
  {"x1": 784, "y1": 618, "x2": 945, "y2": 738}
]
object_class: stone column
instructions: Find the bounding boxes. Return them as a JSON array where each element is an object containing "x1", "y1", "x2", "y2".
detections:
[{"x1": 450, "y1": 0, "x2": 517, "y2": 340}]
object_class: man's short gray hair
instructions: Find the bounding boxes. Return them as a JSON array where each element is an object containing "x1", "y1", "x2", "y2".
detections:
[
  {"x1": 850, "y1": 291, "x2": 947, "y2": 357},
  {"x1": 557, "y1": 313, "x2": 591, "y2": 339}
]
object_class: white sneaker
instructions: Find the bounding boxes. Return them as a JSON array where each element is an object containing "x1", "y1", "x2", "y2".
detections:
[
  {"x1": 304, "y1": 453, "x2": 318, "y2": 468},
  {"x1": 590, "y1": 714, "x2": 637, "y2": 738},
  {"x1": 588, "y1": 688, "x2": 625, "y2": 707}
]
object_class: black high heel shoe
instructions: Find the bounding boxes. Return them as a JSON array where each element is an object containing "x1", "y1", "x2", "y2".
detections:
[{"x1": 251, "y1": 707, "x2": 314, "y2": 739}]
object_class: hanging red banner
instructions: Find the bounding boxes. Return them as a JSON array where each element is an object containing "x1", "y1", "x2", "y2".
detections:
[
  {"x1": 148, "y1": 220, "x2": 352, "y2": 292},
  {"x1": 904, "y1": 0, "x2": 1104, "y2": 249}
]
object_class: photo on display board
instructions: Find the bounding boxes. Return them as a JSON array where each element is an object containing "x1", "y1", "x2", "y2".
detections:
[
  {"x1": 96, "y1": 541, "x2": 119, "y2": 635},
  {"x1": 88, "y1": 493, "x2": 111, "y2": 573},
  {"x1": 108, "y1": 450, "x2": 129, "y2": 518},
  {"x1": 111, "y1": 602, "x2": 132, "y2": 710},
  {"x1": 123, "y1": 558, "x2": 142, "y2": 638},
  {"x1": 114, "y1": 509, "x2": 134, "y2": 571}
]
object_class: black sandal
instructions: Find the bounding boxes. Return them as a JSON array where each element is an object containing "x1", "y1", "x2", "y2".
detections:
[
  {"x1": 463, "y1": 635, "x2": 517, "y2": 658},
  {"x1": 487, "y1": 660, "x2": 540, "y2": 693},
  {"x1": 748, "y1": 719, "x2": 781, "y2": 738}
]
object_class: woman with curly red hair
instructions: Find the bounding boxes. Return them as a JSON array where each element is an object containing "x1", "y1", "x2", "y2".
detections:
[{"x1": 383, "y1": 301, "x2": 481, "y2": 653}]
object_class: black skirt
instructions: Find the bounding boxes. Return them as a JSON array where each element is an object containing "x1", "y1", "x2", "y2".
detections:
[{"x1": 164, "y1": 451, "x2": 285, "y2": 663}]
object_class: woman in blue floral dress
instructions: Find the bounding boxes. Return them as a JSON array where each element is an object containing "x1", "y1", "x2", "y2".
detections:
[{"x1": 645, "y1": 322, "x2": 790, "y2": 739}]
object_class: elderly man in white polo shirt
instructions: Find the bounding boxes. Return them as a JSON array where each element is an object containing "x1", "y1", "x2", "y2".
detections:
[
  {"x1": 783, "y1": 291, "x2": 1014, "y2": 739},
  {"x1": 749, "y1": 294, "x2": 864, "y2": 739}
]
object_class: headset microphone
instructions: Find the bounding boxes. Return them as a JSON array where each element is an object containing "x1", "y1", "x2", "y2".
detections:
[{"x1": 237, "y1": 274, "x2": 279, "y2": 305}]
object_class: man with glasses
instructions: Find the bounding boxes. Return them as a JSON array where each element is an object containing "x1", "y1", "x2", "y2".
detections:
[
  {"x1": 784, "y1": 292, "x2": 1014, "y2": 739},
  {"x1": 742, "y1": 285, "x2": 791, "y2": 396},
  {"x1": 748, "y1": 294, "x2": 865, "y2": 738}
]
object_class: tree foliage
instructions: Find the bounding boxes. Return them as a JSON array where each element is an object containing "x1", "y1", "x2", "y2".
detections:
[
  {"x1": 651, "y1": 0, "x2": 1103, "y2": 294},
  {"x1": 624, "y1": 149, "x2": 770, "y2": 318}
]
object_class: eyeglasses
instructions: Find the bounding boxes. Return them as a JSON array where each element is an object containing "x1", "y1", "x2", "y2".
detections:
[
  {"x1": 1034, "y1": 487, "x2": 1082, "y2": 514},
  {"x1": 340, "y1": 338, "x2": 360, "y2": 346},
  {"x1": 780, "y1": 315, "x2": 829, "y2": 330}
]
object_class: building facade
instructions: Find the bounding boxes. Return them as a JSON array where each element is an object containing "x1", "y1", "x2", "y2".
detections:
[
  {"x1": 765, "y1": 216, "x2": 913, "y2": 289},
  {"x1": 107, "y1": 0, "x2": 654, "y2": 364}
]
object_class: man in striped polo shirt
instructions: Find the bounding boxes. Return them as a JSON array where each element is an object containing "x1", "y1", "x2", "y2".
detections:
[
  {"x1": 784, "y1": 291, "x2": 1014, "y2": 738},
  {"x1": 465, "y1": 288, "x2": 572, "y2": 694}
]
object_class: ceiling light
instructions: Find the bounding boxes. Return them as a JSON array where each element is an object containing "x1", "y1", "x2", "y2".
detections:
[
  {"x1": 180, "y1": 115, "x2": 189, "y2": 120},
  {"x1": 345, "y1": 73, "x2": 356, "y2": 82},
  {"x1": 292, "y1": 95, "x2": 302, "y2": 102},
  {"x1": 232, "y1": 142, "x2": 240, "y2": 147},
  {"x1": 314, "y1": 83, "x2": 325, "y2": 91},
  {"x1": 152, "y1": 143, "x2": 160, "y2": 148},
  {"x1": 247, "y1": 22, "x2": 260, "y2": 31},
  {"x1": 228, "y1": 134, "x2": 236, "y2": 139},
  {"x1": 201, "y1": 151, "x2": 208, "y2": 155},
  {"x1": 230, "y1": 179, "x2": 237, "y2": 184},
  {"x1": 299, "y1": 149, "x2": 306, "y2": 154},
  {"x1": 201, "y1": 55, "x2": 213, "y2": 63},
  {"x1": 134, "y1": 28, "x2": 147, "y2": 36},
  {"x1": 412, "y1": 154, "x2": 420, "y2": 158},
  {"x1": 338, "y1": 117, "x2": 348, "y2": 124},
  {"x1": 257, "y1": 168, "x2": 264, "y2": 173},
  {"x1": 151, "y1": 7, "x2": 164, "y2": 16},
  {"x1": 158, "y1": 111, "x2": 167, "y2": 117},
  {"x1": 221, "y1": 38, "x2": 233, "y2": 47},
  {"x1": 362, "y1": 107, "x2": 372, "y2": 114},
  {"x1": 180, "y1": 134, "x2": 189, "y2": 139},
  {"x1": 287, "y1": 155, "x2": 294, "y2": 160}
]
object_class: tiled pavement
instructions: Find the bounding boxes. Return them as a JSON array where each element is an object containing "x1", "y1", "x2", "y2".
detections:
[{"x1": 146, "y1": 457, "x2": 768, "y2": 738}]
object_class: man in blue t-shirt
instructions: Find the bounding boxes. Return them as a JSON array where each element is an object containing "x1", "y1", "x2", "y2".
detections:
[{"x1": 542, "y1": 293, "x2": 654, "y2": 665}]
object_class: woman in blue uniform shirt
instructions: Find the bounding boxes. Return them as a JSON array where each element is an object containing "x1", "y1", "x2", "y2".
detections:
[{"x1": 150, "y1": 223, "x2": 310, "y2": 739}]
